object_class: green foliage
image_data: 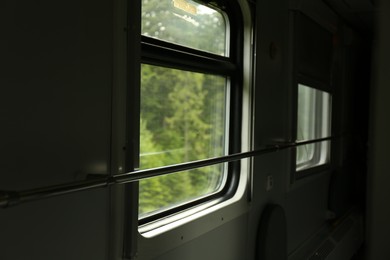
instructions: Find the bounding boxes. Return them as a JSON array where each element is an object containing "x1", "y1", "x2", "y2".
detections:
[
  {"x1": 139, "y1": 120, "x2": 195, "y2": 215},
  {"x1": 139, "y1": 65, "x2": 227, "y2": 216}
]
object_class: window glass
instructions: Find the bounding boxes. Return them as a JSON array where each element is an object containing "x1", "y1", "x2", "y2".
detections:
[
  {"x1": 140, "y1": 64, "x2": 227, "y2": 167},
  {"x1": 139, "y1": 64, "x2": 228, "y2": 217},
  {"x1": 139, "y1": 164, "x2": 226, "y2": 217},
  {"x1": 141, "y1": 0, "x2": 227, "y2": 56},
  {"x1": 296, "y1": 84, "x2": 331, "y2": 170}
]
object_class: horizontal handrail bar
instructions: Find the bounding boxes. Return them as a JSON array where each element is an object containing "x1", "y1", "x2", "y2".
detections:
[{"x1": 0, "y1": 136, "x2": 334, "y2": 208}]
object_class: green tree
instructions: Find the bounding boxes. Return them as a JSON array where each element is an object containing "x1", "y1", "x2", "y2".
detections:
[
  {"x1": 139, "y1": 119, "x2": 196, "y2": 215},
  {"x1": 140, "y1": 66, "x2": 227, "y2": 215}
]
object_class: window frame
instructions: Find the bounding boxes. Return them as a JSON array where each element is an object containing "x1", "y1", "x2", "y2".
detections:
[
  {"x1": 290, "y1": 10, "x2": 335, "y2": 181},
  {"x1": 137, "y1": 0, "x2": 244, "y2": 225}
]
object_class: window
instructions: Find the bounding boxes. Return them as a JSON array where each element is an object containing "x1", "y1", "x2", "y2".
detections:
[
  {"x1": 138, "y1": 0, "x2": 242, "y2": 221},
  {"x1": 296, "y1": 84, "x2": 331, "y2": 171},
  {"x1": 292, "y1": 12, "x2": 333, "y2": 176}
]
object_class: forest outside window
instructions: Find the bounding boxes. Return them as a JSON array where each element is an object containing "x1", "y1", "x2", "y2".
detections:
[
  {"x1": 138, "y1": 0, "x2": 240, "y2": 220},
  {"x1": 139, "y1": 65, "x2": 228, "y2": 217},
  {"x1": 296, "y1": 84, "x2": 332, "y2": 171}
]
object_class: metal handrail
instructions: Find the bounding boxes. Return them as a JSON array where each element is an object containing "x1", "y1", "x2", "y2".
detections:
[{"x1": 0, "y1": 137, "x2": 333, "y2": 208}]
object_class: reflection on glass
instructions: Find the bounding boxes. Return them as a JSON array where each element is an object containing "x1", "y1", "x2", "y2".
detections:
[
  {"x1": 141, "y1": 0, "x2": 227, "y2": 56},
  {"x1": 297, "y1": 84, "x2": 331, "y2": 169},
  {"x1": 139, "y1": 64, "x2": 228, "y2": 217}
]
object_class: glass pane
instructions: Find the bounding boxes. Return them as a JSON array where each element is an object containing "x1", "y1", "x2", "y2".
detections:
[
  {"x1": 297, "y1": 84, "x2": 316, "y2": 142},
  {"x1": 296, "y1": 84, "x2": 331, "y2": 168},
  {"x1": 297, "y1": 84, "x2": 316, "y2": 164},
  {"x1": 141, "y1": 0, "x2": 227, "y2": 56},
  {"x1": 139, "y1": 164, "x2": 226, "y2": 217},
  {"x1": 139, "y1": 64, "x2": 228, "y2": 216},
  {"x1": 297, "y1": 144, "x2": 315, "y2": 165}
]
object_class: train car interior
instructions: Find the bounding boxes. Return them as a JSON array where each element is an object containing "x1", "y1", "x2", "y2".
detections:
[{"x1": 1, "y1": 0, "x2": 389, "y2": 259}]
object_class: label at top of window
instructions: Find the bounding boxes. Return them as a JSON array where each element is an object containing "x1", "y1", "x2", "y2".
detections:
[{"x1": 173, "y1": 0, "x2": 197, "y2": 15}]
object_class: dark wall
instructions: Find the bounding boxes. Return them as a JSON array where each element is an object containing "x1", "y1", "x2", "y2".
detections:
[
  {"x1": 367, "y1": 0, "x2": 390, "y2": 258},
  {"x1": 0, "y1": 0, "x2": 113, "y2": 259}
]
